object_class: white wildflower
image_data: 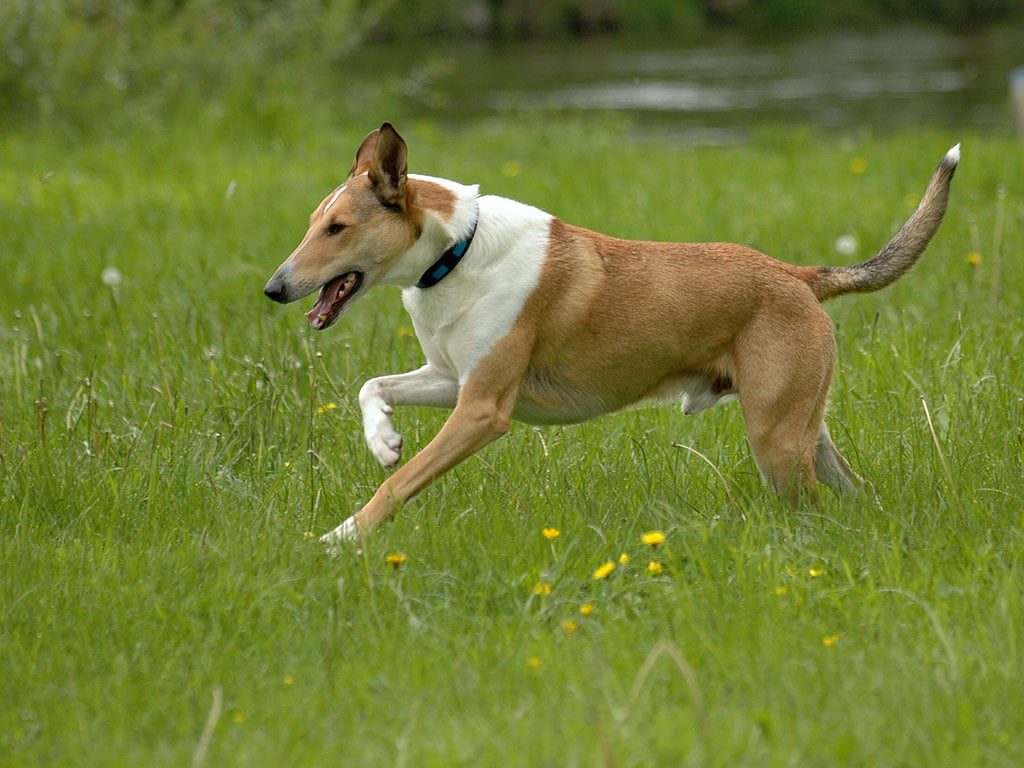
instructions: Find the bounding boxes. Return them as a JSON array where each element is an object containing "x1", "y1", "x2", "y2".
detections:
[
  {"x1": 101, "y1": 266, "x2": 123, "y2": 288},
  {"x1": 834, "y1": 235, "x2": 858, "y2": 256}
]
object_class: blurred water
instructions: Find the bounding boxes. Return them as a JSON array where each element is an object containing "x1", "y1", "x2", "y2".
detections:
[{"x1": 367, "y1": 26, "x2": 1023, "y2": 142}]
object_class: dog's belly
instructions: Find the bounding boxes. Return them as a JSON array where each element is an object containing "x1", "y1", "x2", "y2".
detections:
[
  {"x1": 513, "y1": 371, "x2": 734, "y2": 425},
  {"x1": 513, "y1": 374, "x2": 612, "y2": 424}
]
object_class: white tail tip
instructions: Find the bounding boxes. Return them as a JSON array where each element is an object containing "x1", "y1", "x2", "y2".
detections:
[{"x1": 945, "y1": 143, "x2": 961, "y2": 166}]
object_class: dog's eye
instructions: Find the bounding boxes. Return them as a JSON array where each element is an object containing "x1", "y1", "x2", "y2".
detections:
[{"x1": 326, "y1": 223, "x2": 346, "y2": 236}]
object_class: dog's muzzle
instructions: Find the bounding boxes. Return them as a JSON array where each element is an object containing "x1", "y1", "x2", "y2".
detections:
[{"x1": 264, "y1": 275, "x2": 287, "y2": 303}]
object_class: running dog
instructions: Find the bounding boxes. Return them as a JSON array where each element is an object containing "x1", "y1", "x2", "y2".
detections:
[{"x1": 264, "y1": 123, "x2": 959, "y2": 547}]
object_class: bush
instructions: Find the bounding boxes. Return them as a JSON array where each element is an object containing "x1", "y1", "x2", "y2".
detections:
[{"x1": 0, "y1": 0, "x2": 369, "y2": 129}]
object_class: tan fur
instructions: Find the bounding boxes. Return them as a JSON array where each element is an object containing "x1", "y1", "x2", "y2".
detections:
[
  {"x1": 268, "y1": 125, "x2": 957, "y2": 540},
  {"x1": 350, "y1": 223, "x2": 844, "y2": 532},
  {"x1": 408, "y1": 180, "x2": 456, "y2": 221},
  {"x1": 276, "y1": 175, "x2": 456, "y2": 303}
]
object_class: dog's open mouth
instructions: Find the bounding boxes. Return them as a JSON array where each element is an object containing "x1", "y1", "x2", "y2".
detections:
[{"x1": 306, "y1": 271, "x2": 363, "y2": 330}]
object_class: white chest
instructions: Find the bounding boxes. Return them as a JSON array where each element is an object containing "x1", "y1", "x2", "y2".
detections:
[{"x1": 401, "y1": 198, "x2": 551, "y2": 384}]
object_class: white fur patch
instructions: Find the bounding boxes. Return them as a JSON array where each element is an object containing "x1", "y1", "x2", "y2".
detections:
[
  {"x1": 945, "y1": 143, "x2": 960, "y2": 165},
  {"x1": 324, "y1": 185, "x2": 346, "y2": 212},
  {"x1": 401, "y1": 194, "x2": 551, "y2": 382},
  {"x1": 359, "y1": 384, "x2": 403, "y2": 468},
  {"x1": 319, "y1": 516, "x2": 359, "y2": 554}
]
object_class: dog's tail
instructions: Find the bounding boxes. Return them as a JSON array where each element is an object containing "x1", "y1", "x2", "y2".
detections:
[{"x1": 804, "y1": 144, "x2": 959, "y2": 303}]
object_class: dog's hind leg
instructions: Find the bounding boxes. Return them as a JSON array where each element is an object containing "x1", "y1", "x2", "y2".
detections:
[
  {"x1": 359, "y1": 364, "x2": 459, "y2": 468},
  {"x1": 734, "y1": 305, "x2": 835, "y2": 505},
  {"x1": 815, "y1": 422, "x2": 864, "y2": 495}
]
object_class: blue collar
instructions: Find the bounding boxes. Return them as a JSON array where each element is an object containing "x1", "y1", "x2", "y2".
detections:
[{"x1": 415, "y1": 211, "x2": 479, "y2": 289}]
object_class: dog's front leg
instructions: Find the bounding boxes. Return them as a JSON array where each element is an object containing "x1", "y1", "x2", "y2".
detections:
[
  {"x1": 321, "y1": 352, "x2": 525, "y2": 548},
  {"x1": 359, "y1": 364, "x2": 458, "y2": 468}
]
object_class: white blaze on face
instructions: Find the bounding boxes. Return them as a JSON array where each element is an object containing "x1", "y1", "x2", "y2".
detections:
[{"x1": 324, "y1": 185, "x2": 347, "y2": 212}]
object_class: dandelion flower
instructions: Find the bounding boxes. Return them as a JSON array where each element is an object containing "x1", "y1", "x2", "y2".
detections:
[
  {"x1": 774, "y1": 586, "x2": 788, "y2": 596},
  {"x1": 527, "y1": 656, "x2": 542, "y2": 669},
  {"x1": 533, "y1": 581, "x2": 552, "y2": 597},
  {"x1": 809, "y1": 567, "x2": 824, "y2": 578},
  {"x1": 967, "y1": 251, "x2": 982, "y2": 266},
  {"x1": 101, "y1": 266, "x2": 123, "y2": 288},
  {"x1": 283, "y1": 675, "x2": 295, "y2": 686},
  {"x1": 850, "y1": 157, "x2": 867, "y2": 174},
  {"x1": 823, "y1": 634, "x2": 840, "y2": 647},
  {"x1": 502, "y1": 161, "x2": 522, "y2": 178},
  {"x1": 579, "y1": 603, "x2": 594, "y2": 616},
  {"x1": 618, "y1": 553, "x2": 630, "y2": 565},
  {"x1": 647, "y1": 561, "x2": 664, "y2": 575},
  {"x1": 834, "y1": 234, "x2": 858, "y2": 256},
  {"x1": 641, "y1": 531, "x2": 666, "y2": 546},
  {"x1": 542, "y1": 527, "x2": 560, "y2": 540},
  {"x1": 592, "y1": 561, "x2": 615, "y2": 580},
  {"x1": 315, "y1": 402, "x2": 337, "y2": 416},
  {"x1": 561, "y1": 619, "x2": 578, "y2": 635},
  {"x1": 385, "y1": 553, "x2": 407, "y2": 567}
]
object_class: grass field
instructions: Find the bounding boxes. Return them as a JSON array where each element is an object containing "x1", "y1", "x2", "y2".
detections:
[{"x1": 2, "y1": 110, "x2": 1023, "y2": 766}]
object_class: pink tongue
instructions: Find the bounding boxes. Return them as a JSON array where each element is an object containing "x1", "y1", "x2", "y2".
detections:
[{"x1": 306, "y1": 275, "x2": 346, "y2": 325}]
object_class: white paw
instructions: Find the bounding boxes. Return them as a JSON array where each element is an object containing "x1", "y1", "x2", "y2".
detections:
[
  {"x1": 364, "y1": 406, "x2": 403, "y2": 468},
  {"x1": 368, "y1": 428, "x2": 402, "y2": 468},
  {"x1": 319, "y1": 516, "x2": 359, "y2": 555}
]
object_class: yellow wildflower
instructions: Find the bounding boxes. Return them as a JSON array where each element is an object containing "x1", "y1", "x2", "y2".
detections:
[
  {"x1": 579, "y1": 603, "x2": 594, "y2": 616},
  {"x1": 809, "y1": 567, "x2": 824, "y2": 578},
  {"x1": 850, "y1": 157, "x2": 867, "y2": 174},
  {"x1": 232, "y1": 712, "x2": 245, "y2": 724},
  {"x1": 967, "y1": 251, "x2": 982, "y2": 265},
  {"x1": 647, "y1": 561, "x2": 664, "y2": 575},
  {"x1": 823, "y1": 634, "x2": 840, "y2": 647},
  {"x1": 284, "y1": 461, "x2": 292, "y2": 469},
  {"x1": 561, "y1": 619, "x2": 578, "y2": 635},
  {"x1": 385, "y1": 553, "x2": 407, "y2": 567},
  {"x1": 502, "y1": 160, "x2": 522, "y2": 178},
  {"x1": 316, "y1": 402, "x2": 337, "y2": 415},
  {"x1": 283, "y1": 675, "x2": 295, "y2": 686},
  {"x1": 592, "y1": 561, "x2": 615, "y2": 580},
  {"x1": 641, "y1": 531, "x2": 666, "y2": 546},
  {"x1": 533, "y1": 581, "x2": 552, "y2": 597},
  {"x1": 527, "y1": 656, "x2": 542, "y2": 668},
  {"x1": 303, "y1": 531, "x2": 315, "y2": 540},
  {"x1": 774, "y1": 586, "x2": 788, "y2": 596},
  {"x1": 396, "y1": 325, "x2": 415, "y2": 338},
  {"x1": 542, "y1": 527, "x2": 560, "y2": 540},
  {"x1": 618, "y1": 553, "x2": 630, "y2": 565}
]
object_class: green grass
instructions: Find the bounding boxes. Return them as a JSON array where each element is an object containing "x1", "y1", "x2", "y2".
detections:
[{"x1": 1, "y1": 111, "x2": 1023, "y2": 766}]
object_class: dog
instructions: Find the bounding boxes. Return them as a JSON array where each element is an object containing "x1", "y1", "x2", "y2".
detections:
[{"x1": 264, "y1": 123, "x2": 958, "y2": 547}]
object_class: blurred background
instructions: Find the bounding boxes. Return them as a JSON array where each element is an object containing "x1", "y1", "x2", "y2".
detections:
[{"x1": 2, "y1": 0, "x2": 1022, "y2": 141}]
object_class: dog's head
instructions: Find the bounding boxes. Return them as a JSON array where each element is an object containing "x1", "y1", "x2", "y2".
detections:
[{"x1": 263, "y1": 122, "x2": 422, "y2": 330}]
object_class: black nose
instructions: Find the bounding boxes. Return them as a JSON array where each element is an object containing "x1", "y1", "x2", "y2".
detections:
[{"x1": 264, "y1": 275, "x2": 287, "y2": 303}]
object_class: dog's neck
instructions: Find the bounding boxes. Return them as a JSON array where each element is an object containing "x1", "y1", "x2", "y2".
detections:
[{"x1": 381, "y1": 174, "x2": 480, "y2": 287}]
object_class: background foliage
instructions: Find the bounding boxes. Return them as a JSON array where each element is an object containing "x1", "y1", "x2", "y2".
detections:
[
  {"x1": 3, "y1": 0, "x2": 1022, "y2": 127},
  {"x1": 2, "y1": 1, "x2": 1023, "y2": 766}
]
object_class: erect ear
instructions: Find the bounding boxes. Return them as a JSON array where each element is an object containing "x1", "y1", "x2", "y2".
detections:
[
  {"x1": 368, "y1": 122, "x2": 408, "y2": 206},
  {"x1": 349, "y1": 128, "x2": 379, "y2": 179}
]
